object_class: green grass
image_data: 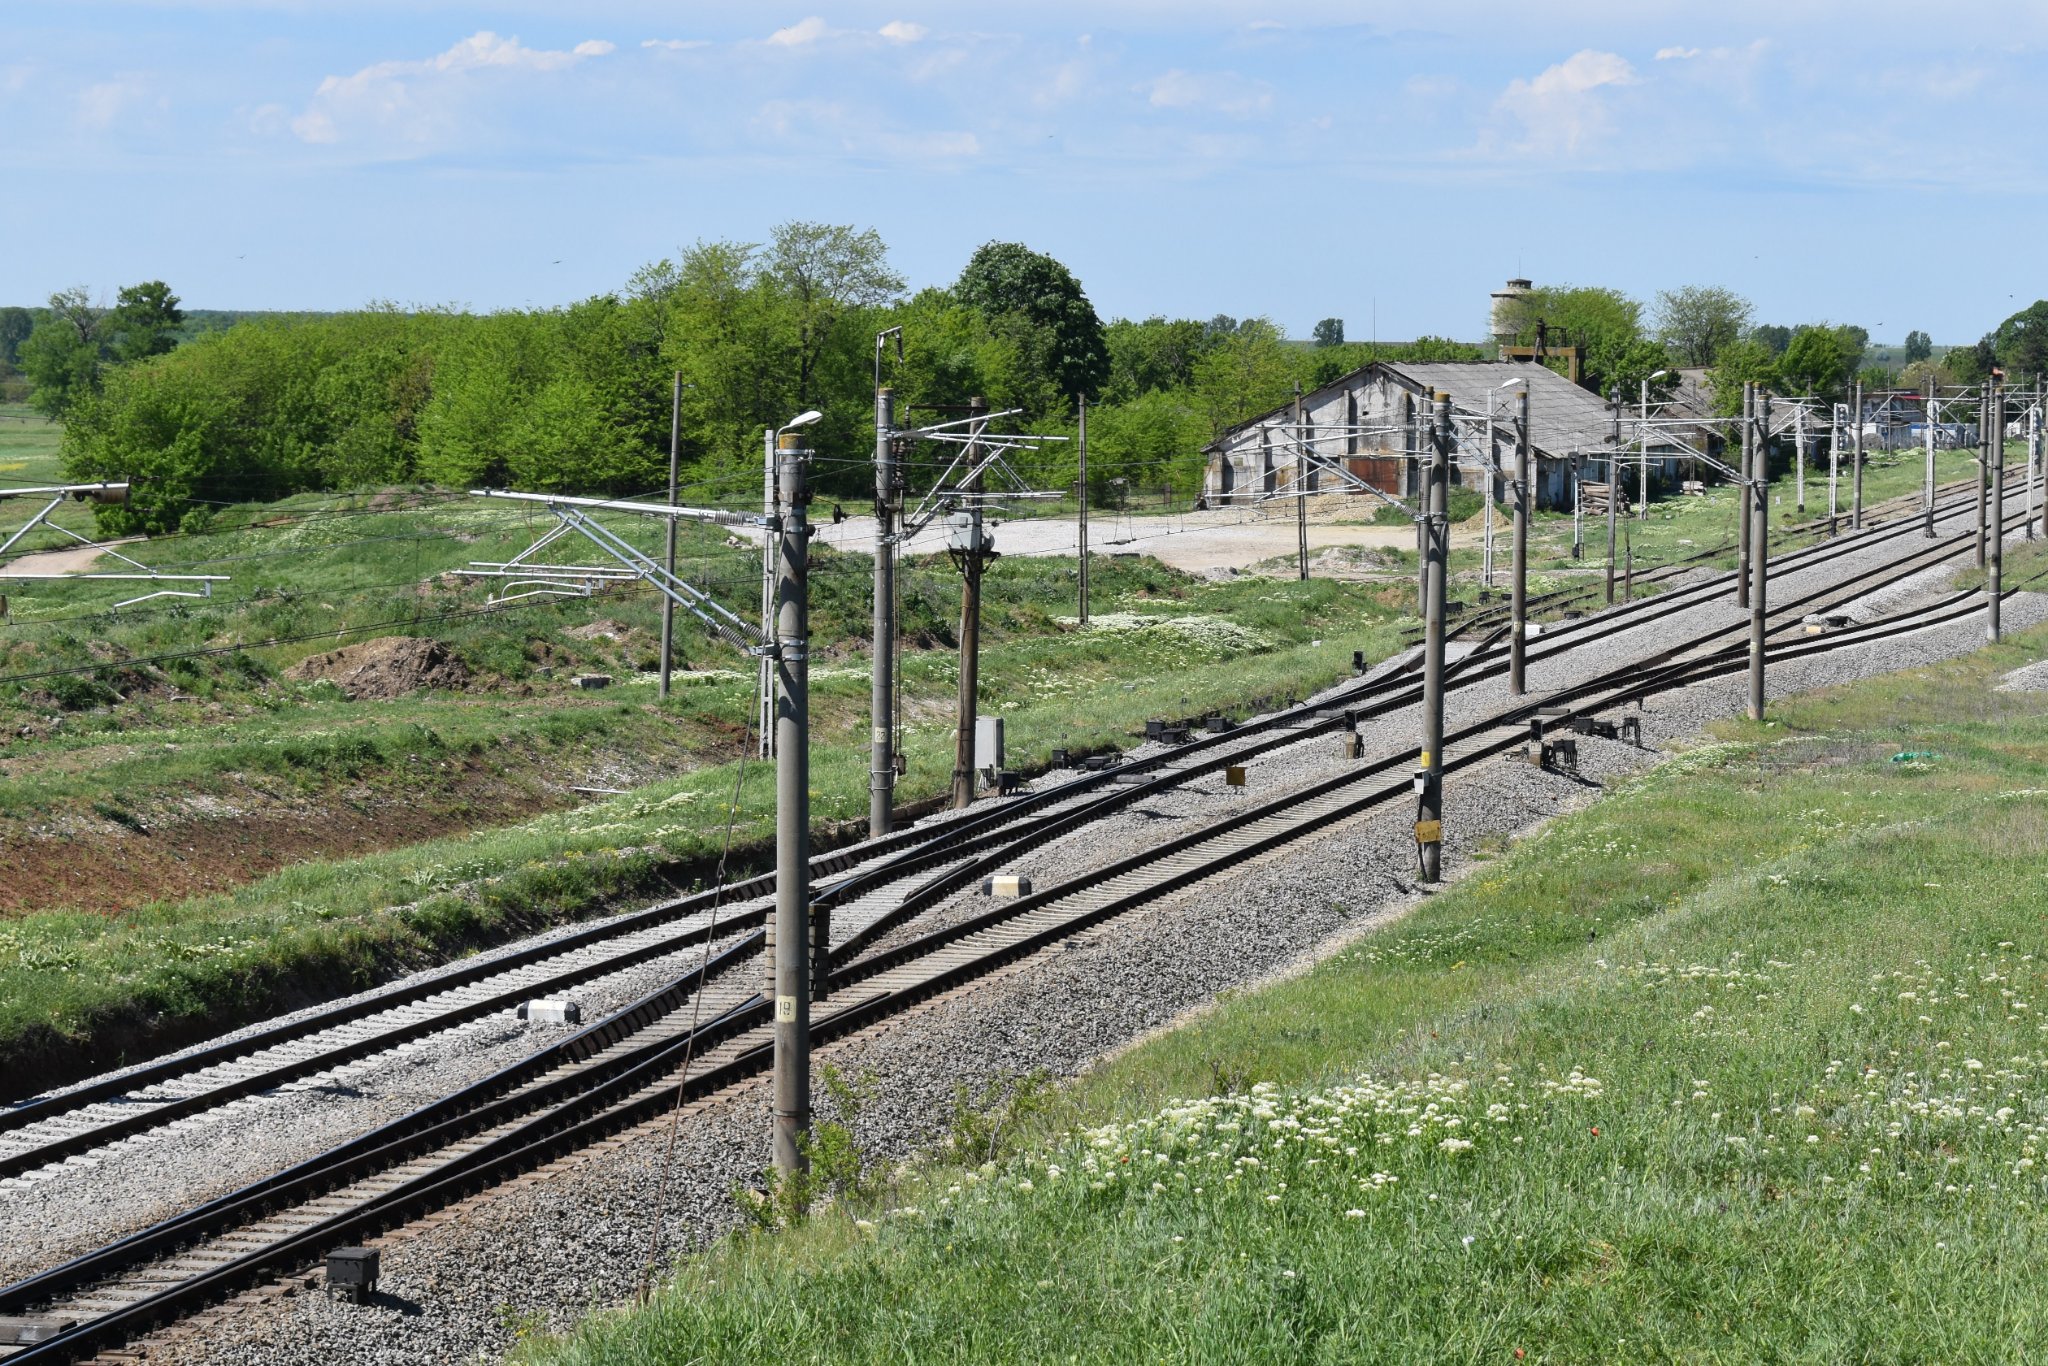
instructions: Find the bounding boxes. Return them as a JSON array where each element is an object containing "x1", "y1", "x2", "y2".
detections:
[
  {"x1": 0, "y1": 518, "x2": 1414, "y2": 1083},
  {"x1": 522, "y1": 625, "x2": 2048, "y2": 1364}
]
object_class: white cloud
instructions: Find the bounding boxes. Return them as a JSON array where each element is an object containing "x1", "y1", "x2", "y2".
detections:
[
  {"x1": 1657, "y1": 46, "x2": 1702, "y2": 60},
  {"x1": 641, "y1": 38, "x2": 710, "y2": 51},
  {"x1": 879, "y1": 21, "x2": 928, "y2": 44},
  {"x1": 1147, "y1": 68, "x2": 1273, "y2": 117},
  {"x1": 1404, "y1": 74, "x2": 1459, "y2": 98},
  {"x1": 1492, "y1": 49, "x2": 1638, "y2": 155},
  {"x1": 766, "y1": 17, "x2": 829, "y2": 46},
  {"x1": 288, "y1": 31, "x2": 615, "y2": 146},
  {"x1": 77, "y1": 77, "x2": 147, "y2": 129}
]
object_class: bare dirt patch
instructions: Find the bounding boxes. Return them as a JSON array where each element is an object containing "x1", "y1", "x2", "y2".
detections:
[{"x1": 284, "y1": 637, "x2": 471, "y2": 700}]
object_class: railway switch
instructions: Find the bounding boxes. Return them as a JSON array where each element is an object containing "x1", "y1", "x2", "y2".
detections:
[{"x1": 325, "y1": 1247, "x2": 380, "y2": 1305}]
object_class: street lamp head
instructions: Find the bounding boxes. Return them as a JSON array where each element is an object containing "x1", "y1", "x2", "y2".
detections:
[
  {"x1": 784, "y1": 410, "x2": 824, "y2": 430},
  {"x1": 1499, "y1": 377, "x2": 1527, "y2": 388}
]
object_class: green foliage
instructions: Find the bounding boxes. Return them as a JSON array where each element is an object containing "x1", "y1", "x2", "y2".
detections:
[
  {"x1": 18, "y1": 288, "x2": 107, "y2": 419},
  {"x1": 1751, "y1": 322, "x2": 1793, "y2": 355},
  {"x1": 1776, "y1": 326, "x2": 1851, "y2": 398},
  {"x1": 0, "y1": 306, "x2": 32, "y2": 371},
  {"x1": 954, "y1": 241, "x2": 1109, "y2": 410},
  {"x1": 1706, "y1": 337, "x2": 1779, "y2": 415},
  {"x1": 1904, "y1": 329, "x2": 1933, "y2": 365},
  {"x1": 1498, "y1": 284, "x2": 1656, "y2": 394},
  {"x1": 1310, "y1": 317, "x2": 1344, "y2": 348},
  {"x1": 106, "y1": 281, "x2": 184, "y2": 364},
  {"x1": 1653, "y1": 284, "x2": 1751, "y2": 368},
  {"x1": 1191, "y1": 318, "x2": 1299, "y2": 439},
  {"x1": 1993, "y1": 301, "x2": 2048, "y2": 379},
  {"x1": 1102, "y1": 316, "x2": 1210, "y2": 403}
]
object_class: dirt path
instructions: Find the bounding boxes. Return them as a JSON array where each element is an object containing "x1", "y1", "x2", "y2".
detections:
[
  {"x1": 0, "y1": 537, "x2": 144, "y2": 577},
  {"x1": 779, "y1": 508, "x2": 1488, "y2": 575}
]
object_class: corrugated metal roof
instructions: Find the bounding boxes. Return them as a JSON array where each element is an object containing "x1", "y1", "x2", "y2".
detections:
[{"x1": 1387, "y1": 360, "x2": 1624, "y2": 454}]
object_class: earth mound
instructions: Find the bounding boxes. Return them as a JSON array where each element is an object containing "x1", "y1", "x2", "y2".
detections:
[{"x1": 285, "y1": 637, "x2": 472, "y2": 700}]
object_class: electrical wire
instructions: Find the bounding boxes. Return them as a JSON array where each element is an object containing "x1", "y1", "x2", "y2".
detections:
[{"x1": 634, "y1": 683, "x2": 757, "y2": 1304}]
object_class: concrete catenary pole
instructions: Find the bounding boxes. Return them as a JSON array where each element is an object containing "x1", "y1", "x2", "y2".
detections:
[
  {"x1": 1794, "y1": 401, "x2": 1807, "y2": 514},
  {"x1": 1925, "y1": 388, "x2": 1938, "y2": 539},
  {"x1": 1852, "y1": 381, "x2": 1866, "y2": 531},
  {"x1": 1412, "y1": 399, "x2": 1427, "y2": 616},
  {"x1": 951, "y1": 397, "x2": 989, "y2": 811},
  {"x1": 659, "y1": 372, "x2": 683, "y2": 701},
  {"x1": 759, "y1": 428, "x2": 778, "y2": 758},
  {"x1": 2028, "y1": 386, "x2": 2040, "y2": 543},
  {"x1": 1605, "y1": 386, "x2": 1620, "y2": 606},
  {"x1": 869, "y1": 388, "x2": 897, "y2": 839},
  {"x1": 1482, "y1": 404, "x2": 1496, "y2": 589},
  {"x1": 1990, "y1": 373, "x2": 2005, "y2": 642},
  {"x1": 1639, "y1": 376, "x2": 1652, "y2": 520},
  {"x1": 1977, "y1": 386, "x2": 1991, "y2": 569},
  {"x1": 1749, "y1": 391, "x2": 1771, "y2": 722},
  {"x1": 1418, "y1": 391, "x2": 1451, "y2": 884},
  {"x1": 1738, "y1": 383, "x2": 1753, "y2": 609},
  {"x1": 1510, "y1": 387, "x2": 1530, "y2": 696},
  {"x1": 1295, "y1": 383, "x2": 1310, "y2": 583},
  {"x1": 1077, "y1": 394, "x2": 1090, "y2": 625},
  {"x1": 1828, "y1": 400, "x2": 1840, "y2": 533},
  {"x1": 770, "y1": 429, "x2": 813, "y2": 1183}
]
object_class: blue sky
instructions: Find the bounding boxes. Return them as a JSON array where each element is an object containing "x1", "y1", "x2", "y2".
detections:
[{"x1": 4, "y1": 1, "x2": 2043, "y2": 343}]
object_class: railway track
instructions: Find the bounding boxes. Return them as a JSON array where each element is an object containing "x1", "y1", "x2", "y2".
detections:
[
  {"x1": 0, "y1": 480, "x2": 2032, "y2": 1363},
  {"x1": 0, "y1": 470, "x2": 1995, "y2": 1185}
]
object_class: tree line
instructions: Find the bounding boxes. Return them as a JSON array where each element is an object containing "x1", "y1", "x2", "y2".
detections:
[{"x1": 19, "y1": 234, "x2": 2048, "y2": 534}]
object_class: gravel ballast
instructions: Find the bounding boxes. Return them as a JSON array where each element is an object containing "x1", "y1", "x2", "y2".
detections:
[{"x1": 11, "y1": 513, "x2": 2044, "y2": 1365}]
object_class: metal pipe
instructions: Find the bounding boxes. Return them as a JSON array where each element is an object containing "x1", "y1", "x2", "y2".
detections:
[
  {"x1": 659, "y1": 373, "x2": 682, "y2": 700},
  {"x1": 869, "y1": 387, "x2": 896, "y2": 839},
  {"x1": 771, "y1": 430, "x2": 812, "y2": 1184},
  {"x1": 951, "y1": 397, "x2": 988, "y2": 811},
  {"x1": 1510, "y1": 388, "x2": 1529, "y2": 696},
  {"x1": 1978, "y1": 387, "x2": 1992, "y2": 569},
  {"x1": 1828, "y1": 400, "x2": 1840, "y2": 533},
  {"x1": 1481, "y1": 405, "x2": 1495, "y2": 589},
  {"x1": 760, "y1": 428, "x2": 777, "y2": 759},
  {"x1": 1418, "y1": 390, "x2": 1450, "y2": 884},
  {"x1": 1749, "y1": 391, "x2": 1770, "y2": 722}
]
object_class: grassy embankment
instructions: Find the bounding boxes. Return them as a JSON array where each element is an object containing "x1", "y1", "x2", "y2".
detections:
[
  {"x1": 0, "y1": 462, "x2": 1419, "y2": 1086},
  {"x1": 526, "y1": 623, "x2": 2048, "y2": 1363}
]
